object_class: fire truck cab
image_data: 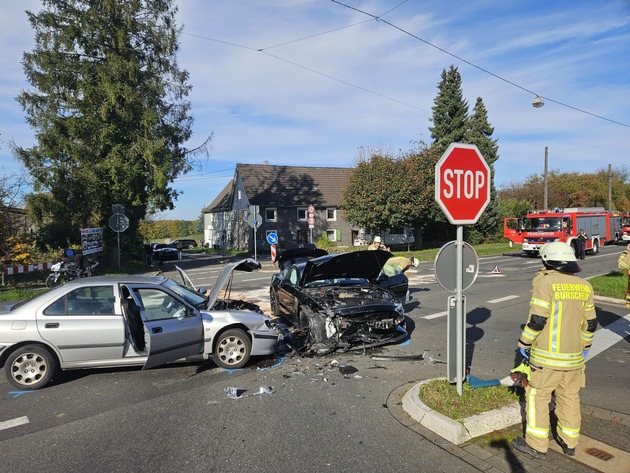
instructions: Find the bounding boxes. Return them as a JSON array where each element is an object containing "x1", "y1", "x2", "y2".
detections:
[{"x1": 512, "y1": 207, "x2": 622, "y2": 258}]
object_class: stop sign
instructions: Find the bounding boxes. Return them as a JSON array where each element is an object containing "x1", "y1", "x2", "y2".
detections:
[{"x1": 435, "y1": 143, "x2": 490, "y2": 224}]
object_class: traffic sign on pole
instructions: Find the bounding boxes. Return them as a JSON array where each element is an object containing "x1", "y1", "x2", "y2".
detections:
[{"x1": 435, "y1": 143, "x2": 490, "y2": 225}]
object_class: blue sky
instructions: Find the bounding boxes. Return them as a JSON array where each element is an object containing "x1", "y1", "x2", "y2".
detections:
[{"x1": 1, "y1": 0, "x2": 629, "y2": 220}]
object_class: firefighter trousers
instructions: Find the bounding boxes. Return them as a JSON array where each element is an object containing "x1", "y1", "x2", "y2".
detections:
[{"x1": 524, "y1": 365, "x2": 586, "y2": 453}]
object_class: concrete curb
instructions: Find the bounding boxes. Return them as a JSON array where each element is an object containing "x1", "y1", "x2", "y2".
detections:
[{"x1": 402, "y1": 378, "x2": 522, "y2": 445}]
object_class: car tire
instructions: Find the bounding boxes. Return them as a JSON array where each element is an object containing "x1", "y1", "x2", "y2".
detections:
[
  {"x1": 212, "y1": 329, "x2": 252, "y2": 369},
  {"x1": 270, "y1": 290, "x2": 281, "y2": 316},
  {"x1": 5, "y1": 344, "x2": 57, "y2": 390}
]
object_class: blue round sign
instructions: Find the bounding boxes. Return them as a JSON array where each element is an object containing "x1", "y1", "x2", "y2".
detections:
[{"x1": 266, "y1": 233, "x2": 278, "y2": 245}]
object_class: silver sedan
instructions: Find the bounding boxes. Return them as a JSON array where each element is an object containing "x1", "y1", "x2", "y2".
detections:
[{"x1": 0, "y1": 260, "x2": 279, "y2": 390}]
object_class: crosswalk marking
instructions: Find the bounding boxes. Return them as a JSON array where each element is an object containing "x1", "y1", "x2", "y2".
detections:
[
  {"x1": 487, "y1": 295, "x2": 520, "y2": 304},
  {"x1": 0, "y1": 416, "x2": 29, "y2": 431}
]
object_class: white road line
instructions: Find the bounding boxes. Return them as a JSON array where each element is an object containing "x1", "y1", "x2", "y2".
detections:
[
  {"x1": 487, "y1": 295, "x2": 520, "y2": 304},
  {"x1": 0, "y1": 416, "x2": 29, "y2": 431},
  {"x1": 421, "y1": 311, "x2": 447, "y2": 320},
  {"x1": 242, "y1": 277, "x2": 272, "y2": 282},
  {"x1": 588, "y1": 313, "x2": 630, "y2": 358}
]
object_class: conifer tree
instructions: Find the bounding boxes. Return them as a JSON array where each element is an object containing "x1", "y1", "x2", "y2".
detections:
[{"x1": 15, "y1": 0, "x2": 203, "y2": 249}]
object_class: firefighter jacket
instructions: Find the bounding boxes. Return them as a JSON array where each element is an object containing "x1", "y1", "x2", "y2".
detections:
[
  {"x1": 618, "y1": 249, "x2": 630, "y2": 274},
  {"x1": 382, "y1": 256, "x2": 412, "y2": 277},
  {"x1": 518, "y1": 269, "x2": 597, "y2": 370}
]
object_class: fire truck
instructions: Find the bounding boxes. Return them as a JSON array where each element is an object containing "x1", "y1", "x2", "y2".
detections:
[
  {"x1": 504, "y1": 208, "x2": 622, "y2": 257},
  {"x1": 622, "y1": 212, "x2": 630, "y2": 242}
]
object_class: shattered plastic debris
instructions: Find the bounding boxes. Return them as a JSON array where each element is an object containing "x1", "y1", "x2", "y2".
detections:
[
  {"x1": 369, "y1": 351, "x2": 446, "y2": 363},
  {"x1": 225, "y1": 386, "x2": 275, "y2": 399},
  {"x1": 339, "y1": 365, "x2": 358, "y2": 375}
]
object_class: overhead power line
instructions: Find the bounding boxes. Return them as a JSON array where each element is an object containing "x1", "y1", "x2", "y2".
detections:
[{"x1": 331, "y1": 0, "x2": 629, "y2": 128}]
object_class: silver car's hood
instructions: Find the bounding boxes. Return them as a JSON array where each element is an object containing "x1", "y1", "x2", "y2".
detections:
[{"x1": 176, "y1": 259, "x2": 261, "y2": 309}]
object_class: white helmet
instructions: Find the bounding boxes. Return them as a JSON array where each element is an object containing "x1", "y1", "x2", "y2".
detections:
[
  {"x1": 540, "y1": 242, "x2": 581, "y2": 273},
  {"x1": 373, "y1": 236, "x2": 382, "y2": 243}
]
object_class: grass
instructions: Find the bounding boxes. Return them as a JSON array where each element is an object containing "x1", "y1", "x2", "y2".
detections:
[
  {"x1": 588, "y1": 270, "x2": 628, "y2": 300},
  {"x1": 418, "y1": 379, "x2": 521, "y2": 420},
  {"x1": 0, "y1": 287, "x2": 48, "y2": 303}
]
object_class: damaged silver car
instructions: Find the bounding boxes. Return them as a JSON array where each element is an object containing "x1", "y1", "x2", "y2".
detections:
[
  {"x1": 1, "y1": 259, "x2": 279, "y2": 390},
  {"x1": 270, "y1": 250, "x2": 407, "y2": 354}
]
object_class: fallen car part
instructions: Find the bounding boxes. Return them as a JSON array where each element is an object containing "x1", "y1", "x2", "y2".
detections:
[{"x1": 225, "y1": 386, "x2": 274, "y2": 399}]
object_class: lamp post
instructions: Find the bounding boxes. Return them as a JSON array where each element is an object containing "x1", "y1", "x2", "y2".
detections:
[{"x1": 532, "y1": 95, "x2": 547, "y2": 210}]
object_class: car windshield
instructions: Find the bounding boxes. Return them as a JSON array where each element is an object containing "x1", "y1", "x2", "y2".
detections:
[
  {"x1": 162, "y1": 279, "x2": 207, "y2": 309},
  {"x1": 304, "y1": 277, "x2": 369, "y2": 288}
]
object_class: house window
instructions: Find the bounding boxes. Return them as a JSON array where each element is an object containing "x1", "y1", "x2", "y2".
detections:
[
  {"x1": 237, "y1": 190, "x2": 242, "y2": 200},
  {"x1": 326, "y1": 229, "x2": 338, "y2": 242},
  {"x1": 326, "y1": 208, "x2": 337, "y2": 221},
  {"x1": 297, "y1": 208, "x2": 307, "y2": 221},
  {"x1": 265, "y1": 208, "x2": 277, "y2": 222}
]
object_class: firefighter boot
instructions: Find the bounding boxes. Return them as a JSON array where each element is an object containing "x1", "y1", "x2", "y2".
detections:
[
  {"x1": 555, "y1": 435, "x2": 576, "y2": 456},
  {"x1": 512, "y1": 437, "x2": 546, "y2": 460}
]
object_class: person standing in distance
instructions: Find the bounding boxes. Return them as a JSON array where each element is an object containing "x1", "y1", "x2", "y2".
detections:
[
  {"x1": 575, "y1": 229, "x2": 587, "y2": 260},
  {"x1": 368, "y1": 236, "x2": 390, "y2": 251},
  {"x1": 511, "y1": 241, "x2": 598, "y2": 460},
  {"x1": 617, "y1": 243, "x2": 630, "y2": 308}
]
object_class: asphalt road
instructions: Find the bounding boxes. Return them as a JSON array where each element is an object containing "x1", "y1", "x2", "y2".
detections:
[{"x1": 1, "y1": 246, "x2": 628, "y2": 472}]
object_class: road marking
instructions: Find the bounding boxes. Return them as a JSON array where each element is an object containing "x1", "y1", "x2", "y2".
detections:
[
  {"x1": 242, "y1": 277, "x2": 272, "y2": 282},
  {"x1": 588, "y1": 312, "x2": 630, "y2": 358},
  {"x1": 0, "y1": 416, "x2": 29, "y2": 431},
  {"x1": 421, "y1": 311, "x2": 447, "y2": 320},
  {"x1": 487, "y1": 295, "x2": 520, "y2": 304}
]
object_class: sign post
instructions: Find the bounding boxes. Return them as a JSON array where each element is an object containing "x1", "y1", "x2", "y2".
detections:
[
  {"x1": 307, "y1": 204, "x2": 315, "y2": 244},
  {"x1": 267, "y1": 232, "x2": 278, "y2": 265},
  {"x1": 435, "y1": 143, "x2": 490, "y2": 395},
  {"x1": 109, "y1": 207, "x2": 129, "y2": 272},
  {"x1": 247, "y1": 206, "x2": 262, "y2": 261}
]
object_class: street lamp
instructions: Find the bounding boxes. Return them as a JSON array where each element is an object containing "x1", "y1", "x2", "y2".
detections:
[{"x1": 532, "y1": 95, "x2": 544, "y2": 108}]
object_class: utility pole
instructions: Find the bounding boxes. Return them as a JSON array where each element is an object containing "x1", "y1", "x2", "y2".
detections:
[{"x1": 543, "y1": 146, "x2": 548, "y2": 211}]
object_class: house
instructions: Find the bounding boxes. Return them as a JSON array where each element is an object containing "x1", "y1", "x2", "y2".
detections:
[{"x1": 202, "y1": 163, "x2": 361, "y2": 252}]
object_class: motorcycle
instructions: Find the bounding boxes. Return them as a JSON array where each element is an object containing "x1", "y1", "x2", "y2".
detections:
[{"x1": 45, "y1": 258, "x2": 99, "y2": 288}]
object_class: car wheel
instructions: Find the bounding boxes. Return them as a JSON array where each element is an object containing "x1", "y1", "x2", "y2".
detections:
[
  {"x1": 270, "y1": 290, "x2": 281, "y2": 316},
  {"x1": 5, "y1": 345, "x2": 57, "y2": 390},
  {"x1": 212, "y1": 329, "x2": 252, "y2": 369}
]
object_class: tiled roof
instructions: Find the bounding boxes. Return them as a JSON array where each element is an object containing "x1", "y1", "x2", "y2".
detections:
[
  {"x1": 236, "y1": 164, "x2": 352, "y2": 206},
  {"x1": 202, "y1": 179, "x2": 233, "y2": 213}
]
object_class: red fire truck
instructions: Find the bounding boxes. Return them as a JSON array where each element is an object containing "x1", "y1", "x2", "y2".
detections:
[
  {"x1": 504, "y1": 207, "x2": 622, "y2": 257},
  {"x1": 622, "y1": 212, "x2": 630, "y2": 242}
]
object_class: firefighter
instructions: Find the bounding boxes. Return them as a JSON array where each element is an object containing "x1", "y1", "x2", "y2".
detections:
[
  {"x1": 617, "y1": 243, "x2": 630, "y2": 308},
  {"x1": 368, "y1": 236, "x2": 390, "y2": 251},
  {"x1": 575, "y1": 229, "x2": 587, "y2": 260},
  {"x1": 382, "y1": 256, "x2": 420, "y2": 277},
  {"x1": 511, "y1": 241, "x2": 597, "y2": 460}
]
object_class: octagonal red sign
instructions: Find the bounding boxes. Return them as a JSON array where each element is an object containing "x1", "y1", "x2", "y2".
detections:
[{"x1": 435, "y1": 143, "x2": 490, "y2": 224}]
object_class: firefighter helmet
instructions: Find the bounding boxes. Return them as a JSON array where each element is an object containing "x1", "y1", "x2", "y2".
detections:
[{"x1": 540, "y1": 242, "x2": 581, "y2": 273}]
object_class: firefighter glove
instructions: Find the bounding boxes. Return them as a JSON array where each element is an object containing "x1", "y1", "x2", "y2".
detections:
[
  {"x1": 510, "y1": 362, "x2": 531, "y2": 387},
  {"x1": 583, "y1": 350, "x2": 589, "y2": 359},
  {"x1": 519, "y1": 347, "x2": 529, "y2": 359}
]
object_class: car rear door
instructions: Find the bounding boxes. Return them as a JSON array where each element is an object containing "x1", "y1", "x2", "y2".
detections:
[{"x1": 128, "y1": 286, "x2": 203, "y2": 369}]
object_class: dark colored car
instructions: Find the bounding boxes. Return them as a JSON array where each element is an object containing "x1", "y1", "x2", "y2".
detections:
[
  {"x1": 269, "y1": 249, "x2": 408, "y2": 354},
  {"x1": 151, "y1": 243, "x2": 178, "y2": 261},
  {"x1": 172, "y1": 239, "x2": 198, "y2": 249}
]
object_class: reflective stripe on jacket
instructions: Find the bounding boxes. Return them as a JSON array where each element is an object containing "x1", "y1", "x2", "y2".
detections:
[{"x1": 518, "y1": 269, "x2": 597, "y2": 370}]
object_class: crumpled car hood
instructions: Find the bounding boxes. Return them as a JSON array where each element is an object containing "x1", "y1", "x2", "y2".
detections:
[{"x1": 302, "y1": 250, "x2": 393, "y2": 284}]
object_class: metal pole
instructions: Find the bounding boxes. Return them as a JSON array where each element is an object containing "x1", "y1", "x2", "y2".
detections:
[
  {"x1": 117, "y1": 230, "x2": 121, "y2": 272},
  {"x1": 608, "y1": 163, "x2": 612, "y2": 211},
  {"x1": 456, "y1": 225, "x2": 464, "y2": 396},
  {"x1": 544, "y1": 146, "x2": 548, "y2": 211}
]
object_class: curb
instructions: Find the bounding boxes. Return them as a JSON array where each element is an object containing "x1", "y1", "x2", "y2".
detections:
[{"x1": 402, "y1": 378, "x2": 522, "y2": 445}]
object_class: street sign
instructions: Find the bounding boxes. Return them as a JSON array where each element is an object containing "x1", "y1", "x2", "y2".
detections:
[
  {"x1": 109, "y1": 213, "x2": 129, "y2": 233},
  {"x1": 435, "y1": 143, "x2": 490, "y2": 225},
  {"x1": 266, "y1": 232, "x2": 278, "y2": 245},
  {"x1": 247, "y1": 212, "x2": 262, "y2": 229},
  {"x1": 308, "y1": 205, "x2": 315, "y2": 214},
  {"x1": 434, "y1": 240, "x2": 479, "y2": 292}
]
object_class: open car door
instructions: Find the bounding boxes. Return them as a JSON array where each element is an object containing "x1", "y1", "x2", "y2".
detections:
[{"x1": 126, "y1": 285, "x2": 204, "y2": 370}]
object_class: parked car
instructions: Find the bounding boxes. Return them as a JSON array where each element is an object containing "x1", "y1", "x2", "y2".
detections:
[
  {"x1": 151, "y1": 242, "x2": 178, "y2": 261},
  {"x1": 0, "y1": 260, "x2": 279, "y2": 390},
  {"x1": 171, "y1": 239, "x2": 198, "y2": 249},
  {"x1": 269, "y1": 249, "x2": 408, "y2": 354}
]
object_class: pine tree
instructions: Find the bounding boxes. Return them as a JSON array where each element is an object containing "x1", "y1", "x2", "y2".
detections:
[
  {"x1": 15, "y1": 0, "x2": 202, "y2": 249},
  {"x1": 429, "y1": 65, "x2": 469, "y2": 156},
  {"x1": 466, "y1": 97, "x2": 501, "y2": 243}
]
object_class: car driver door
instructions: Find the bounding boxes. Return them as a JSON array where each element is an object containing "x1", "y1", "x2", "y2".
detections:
[{"x1": 128, "y1": 286, "x2": 204, "y2": 369}]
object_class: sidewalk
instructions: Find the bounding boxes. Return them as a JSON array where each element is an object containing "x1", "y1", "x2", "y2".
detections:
[{"x1": 389, "y1": 381, "x2": 630, "y2": 473}]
